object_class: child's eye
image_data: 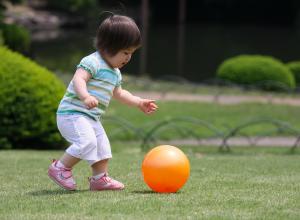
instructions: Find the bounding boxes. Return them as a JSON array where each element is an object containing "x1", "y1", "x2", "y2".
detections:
[{"x1": 124, "y1": 52, "x2": 129, "y2": 55}]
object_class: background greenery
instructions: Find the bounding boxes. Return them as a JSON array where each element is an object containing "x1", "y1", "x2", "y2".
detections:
[
  {"x1": 287, "y1": 61, "x2": 300, "y2": 86},
  {"x1": 217, "y1": 55, "x2": 296, "y2": 91},
  {"x1": 103, "y1": 100, "x2": 300, "y2": 141},
  {"x1": 0, "y1": 23, "x2": 30, "y2": 53},
  {"x1": 0, "y1": 47, "x2": 65, "y2": 149},
  {"x1": 0, "y1": 2, "x2": 300, "y2": 219}
]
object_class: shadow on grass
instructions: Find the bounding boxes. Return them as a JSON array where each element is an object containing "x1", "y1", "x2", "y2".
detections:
[
  {"x1": 131, "y1": 190, "x2": 156, "y2": 194},
  {"x1": 28, "y1": 189, "x2": 89, "y2": 196},
  {"x1": 131, "y1": 190, "x2": 182, "y2": 194}
]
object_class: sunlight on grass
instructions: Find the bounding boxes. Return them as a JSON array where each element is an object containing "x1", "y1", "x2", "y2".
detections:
[
  {"x1": 122, "y1": 75, "x2": 300, "y2": 98},
  {"x1": 104, "y1": 101, "x2": 300, "y2": 141},
  {"x1": 0, "y1": 146, "x2": 299, "y2": 219}
]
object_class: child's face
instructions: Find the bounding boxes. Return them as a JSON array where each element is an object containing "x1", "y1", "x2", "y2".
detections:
[{"x1": 104, "y1": 47, "x2": 137, "y2": 69}]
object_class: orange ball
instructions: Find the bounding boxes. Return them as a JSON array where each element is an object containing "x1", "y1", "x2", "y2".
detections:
[{"x1": 142, "y1": 145, "x2": 190, "y2": 193}]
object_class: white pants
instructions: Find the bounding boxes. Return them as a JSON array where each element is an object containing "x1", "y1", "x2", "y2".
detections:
[{"x1": 57, "y1": 114, "x2": 112, "y2": 165}]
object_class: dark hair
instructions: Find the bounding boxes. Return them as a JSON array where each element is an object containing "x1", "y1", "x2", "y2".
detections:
[{"x1": 95, "y1": 14, "x2": 141, "y2": 56}]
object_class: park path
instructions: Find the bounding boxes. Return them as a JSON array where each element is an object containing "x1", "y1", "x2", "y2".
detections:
[
  {"x1": 135, "y1": 91, "x2": 300, "y2": 106},
  {"x1": 160, "y1": 137, "x2": 299, "y2": 147}
]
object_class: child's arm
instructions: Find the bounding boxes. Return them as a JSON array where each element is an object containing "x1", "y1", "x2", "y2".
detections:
[
  {"x1": 113, "y1": 87, "x2": 158, "y2": 114},
  {"x1": 73, "y1": 68, "x2": 99, "y2": 109}
]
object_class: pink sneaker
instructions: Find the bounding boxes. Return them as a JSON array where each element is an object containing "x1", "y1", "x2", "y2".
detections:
[
  {"x1": 89, "y1": 173, "x2": 125, "y2": 191},
  {"x1": 48, "y1": 160, "x2": 76, "y2": 191}
]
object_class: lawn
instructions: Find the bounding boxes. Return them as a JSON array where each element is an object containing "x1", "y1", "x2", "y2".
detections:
[
  {"x1": 1, "y1": 77, "x2": 300, "y2": 219},
  {"x1": 0, "y1": 145, "x2": 299, "y2": 220},
  {"x1": 123, "y1": 75, "x2": 300, "y2": 98},
  {"x1": 103, "y1": 101, "x2": 300, "y2": 141}
]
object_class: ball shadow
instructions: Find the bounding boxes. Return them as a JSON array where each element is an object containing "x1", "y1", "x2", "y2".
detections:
[
  {"x1": 131, "y1": 190, "x2": 182, "y2": 194},
  {"x1": 131, "y1": 190, "x2": 156, "y2": 194}
]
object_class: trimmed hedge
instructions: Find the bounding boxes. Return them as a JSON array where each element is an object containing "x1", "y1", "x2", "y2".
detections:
[
  {"x1": 0, "y1": 30, "x2": 3, "y2": 46},
  {"x1": 0, "y1": 23, "x2": 30, "y2": 53},
  {"x1": 287, "y1": 61, "x2": 300, "y2": 86},
  {"x1": 217, "y1": 55, "x2": 296, "y2": 91},
  {"x1": 0, "y1": 47, "x2": 66, "y2": 149}
]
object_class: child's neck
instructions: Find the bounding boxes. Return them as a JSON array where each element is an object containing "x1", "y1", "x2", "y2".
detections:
[{"x1": 99, "y1": 50, "x2": 115, "y2": 69}]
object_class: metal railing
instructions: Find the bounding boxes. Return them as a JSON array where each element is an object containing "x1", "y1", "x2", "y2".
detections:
[{"x1": 103, "y1": 116, "x2": 300, "y2": 152}]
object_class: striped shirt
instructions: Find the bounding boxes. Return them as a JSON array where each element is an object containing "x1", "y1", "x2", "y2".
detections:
[{"x1": 57, "y1": 51, "x2": 122, "y2": 120}]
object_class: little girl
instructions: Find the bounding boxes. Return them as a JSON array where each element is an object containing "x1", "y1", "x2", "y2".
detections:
[{"x1": 48, "y1": 14, "x2": 158, "y2": 191}]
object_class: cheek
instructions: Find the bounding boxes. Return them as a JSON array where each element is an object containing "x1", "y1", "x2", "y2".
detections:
[
  {"x1": 114, "y1": 57, "x2": 122, "y2": 63},
  {"x1": 117, "y1": 56, "x2": 124, "y2": 61}
]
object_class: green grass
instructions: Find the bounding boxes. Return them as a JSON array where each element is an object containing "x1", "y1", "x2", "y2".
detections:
[
  {"x1": 104, "y1": 101, "x2": 300, "y2": 140},
  {"x1": 0, "y1": 145, "x2": 299, "y2": 220},
  {"x1": 122, "y1": 75, "x2": 299, "y2": 97}
]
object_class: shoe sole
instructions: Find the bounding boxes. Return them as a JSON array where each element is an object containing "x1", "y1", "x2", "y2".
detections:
[{"x1": 48, "y1": 172, "x2": 76, "y2": 191}]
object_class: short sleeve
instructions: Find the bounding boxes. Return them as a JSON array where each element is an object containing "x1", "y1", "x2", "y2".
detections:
[
  {"x1": 116, "y1": 69, "x2": 122, "y2": 87},
  {"x1": 77, "y1": 56, "x2": 98, "y2": 77}
]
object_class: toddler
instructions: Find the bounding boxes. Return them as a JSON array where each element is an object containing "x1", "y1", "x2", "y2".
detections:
[{"x1": 48, "y1": 13, "x2": 158, "y2": 191}]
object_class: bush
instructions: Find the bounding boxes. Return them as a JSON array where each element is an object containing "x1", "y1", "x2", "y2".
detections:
[
  {"x1": 0, "y1": 47, "x2": 66, "y2": 149},
  {"x1": 287, "y1": 61, "x2": 300, "y2": 86},
  {"x1": 0, "y1": 30, "x2": 3, "y2": 46},
  {"x1": 217, "y1": 55, "x2": 296, "y2": 91},
  {"x1": 0, "y1": 23, "x2": 30, "y2": 53}
]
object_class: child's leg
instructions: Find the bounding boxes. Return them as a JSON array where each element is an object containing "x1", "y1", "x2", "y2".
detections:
[
  {"x1": 48, "y1": 115, "x2": 98, "y2": 190},
  {"x1": 89, "y1": 158, "x2": 124, "y2": 190},
  {"x1": 59, "y1": 153, "x2": 81, "y2": 168},
  {"x1": 88, "y1": 122, "x2": 124, "y2": 190},
  {"x1": 91, "y1": 159, "x2": 109, "y2": 176},
  {"x1": 87, "y1": 120, "x2": 112, "y2": 173},
  {"x1": 57, "y1": 115, "x2": 99, "y2": 161}
]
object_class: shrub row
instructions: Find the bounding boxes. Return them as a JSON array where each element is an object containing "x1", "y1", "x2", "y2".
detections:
[{"x1": 217, "y1": 55, "x2": 300, "y2": 90}]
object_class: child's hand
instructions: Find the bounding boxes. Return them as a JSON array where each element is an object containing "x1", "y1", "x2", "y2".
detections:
[
  {"x1": 83, "y1": 95, "x2": 99, "y2": 109},
  {"x1": 138, "y1": 99, "x2": 158, "y2": 114}
]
